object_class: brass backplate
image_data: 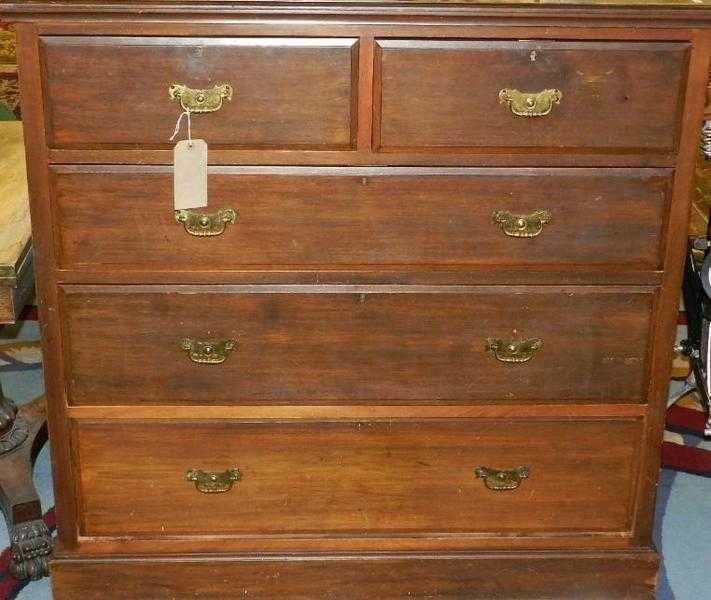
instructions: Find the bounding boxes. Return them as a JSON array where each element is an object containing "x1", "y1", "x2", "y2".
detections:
[
  {"x1": 169, "y1": 83, "x2": 233, "y2": 113},
  {"x1": 475, "y1": 466, "x2": 530, "y2": 491},
  {"x1": 486, "y1": 338, "x2": 543, "y2": 363},
  {"x1": 181, "y1": 338, "x2": 237, "y2": 364},
  {"x1": 175, "y1": 208, "x2": 237, "y2": 237},
  {"x1": 186, "y1": 468, "x2": 242, "y2": 493},
  {"x1": 492, "y1": 209, "x2": 551, "y2": 238},
  {"x1": 499, "y1": 88, "x2": 562, "y2": 117}
]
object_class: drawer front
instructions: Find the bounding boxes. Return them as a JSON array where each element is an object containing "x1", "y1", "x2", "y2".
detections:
[
  {"x1": 40, "y1": 36, "x2": 357, "y2": 149},
  {"x1": 377, "y1": 40, "x2": 688, "y2": 153},
  {"x1": 74, "y1": 418, "x2": 642, "y2": 539},
  {"x1": 61, "y1": 286, "x2": 653, "y2": 405},
  {"x1": 53, "y1": 167, "x2": 670, "y2": 271},
  {"x1": 51, "y1": 553, "x2": 659, "y2": 600}
]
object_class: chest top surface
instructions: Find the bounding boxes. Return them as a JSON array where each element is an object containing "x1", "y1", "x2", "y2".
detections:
[{"x1": 3, "y1": 0, "x2": 711, "y2": 16}]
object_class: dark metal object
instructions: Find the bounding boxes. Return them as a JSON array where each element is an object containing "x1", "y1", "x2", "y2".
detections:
[{"x1": 671, "y1": 239, "x2": 711, "y2": 437}]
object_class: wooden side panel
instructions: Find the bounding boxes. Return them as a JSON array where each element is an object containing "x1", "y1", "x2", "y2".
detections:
[
  {"x1": 74, "y1": 418, "x2": 642, "y2": 538},
  {"x1": 14, "y1": 22, "x2": 81, "y2": 549},
  {"x1": 60, "y1": 286, "x2": 654, "y2": 405},
  {"x1": 52, "y1": 167, "x2": 671, "y2": 271},
  {"x1": 630, "y1": 30, "x2": 711, "y2": 545},
  {"x1": 50, "y1": 552, "x2": 659, "y2": 600},
  {"x1": 377, "y1": 40, "x2": 688, "y2": 153},
  {"x1": 40, "y1": 36, "x2": 358, "y2": 150}
]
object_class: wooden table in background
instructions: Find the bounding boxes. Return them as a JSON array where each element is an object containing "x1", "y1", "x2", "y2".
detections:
[
  {"x1": 0, "y1": 122, "x2": 33, "y2": 322},
  {"x1": 0, "y1": 120, "x2": 50, "y2": 581}
]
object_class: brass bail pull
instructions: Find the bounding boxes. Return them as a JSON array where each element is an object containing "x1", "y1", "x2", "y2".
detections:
[
  {"x1": 492, "y1": 209, "x2": 551, "y2": 238},
  {"x1": 486, "y1": 338, "x2": 543, "y2": 364},
  {"x1": 499, "y1": 88, "x2": 562, "y2": 117},
  {"x1": 175, "y1": 208, "x2": 237, "y2": 237},
  {"x1": 475, "y1": 466, "x2": 530, "y2": 491},
  {"x1": 181, "y1": 338, "x2": 237, "y2": 365},
  {"x1": 186, "y1": 468, "x2": 242, "y2": 494},
  {"x1": 169, "y1": 83, "x2": 234, "y2": 113}
]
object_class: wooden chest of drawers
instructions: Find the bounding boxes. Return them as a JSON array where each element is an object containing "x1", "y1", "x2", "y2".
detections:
[{"x1": 4, "y1": 0, "x2": 711, "y2": 597}]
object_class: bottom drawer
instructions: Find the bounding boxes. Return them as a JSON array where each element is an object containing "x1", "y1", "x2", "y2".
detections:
[
  {"x1": 51, "y1": 551, "x2": 659, "y2": 600},
  {"x1": 74, "y1": 417, "x2": 642, "y2": 544}
]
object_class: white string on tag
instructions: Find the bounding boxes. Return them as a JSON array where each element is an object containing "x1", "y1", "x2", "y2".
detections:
[{"x1": 170, "y1": 109, "x2": 193, "y2": 146}]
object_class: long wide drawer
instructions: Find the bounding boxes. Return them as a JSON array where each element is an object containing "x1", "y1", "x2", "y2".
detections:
[
  {"x1": 60, "y1": 285, "x2": 653, "y2": 405},
  {"x1": 376, "y1": 40, "x2": 688, "y2": 153},
  {"x1": 50, "y1": 552, "x2": 659, "y2": 600},
  {"x1": 73, "y1": 417, "x2": 642, "y2": 540},
  {"x1": 40, "y1": 36, "x2": 357, "y2": 150},
  {"x1": 52, "y1": 167, "x2": 670, "y2": 272}
]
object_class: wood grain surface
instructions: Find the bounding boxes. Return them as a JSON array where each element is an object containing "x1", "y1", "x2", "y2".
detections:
[
  {"x1": 40, "y1": 36, "x2": 358, "y2": 150},
  {"x1": 51, "y1": 166, "x2": 671, "y2": 272},
  {"x1": 74, "y1": 417, "x2": 642, "y2": 538},
  {"x1": 60, "y1": 285, "x2": 654, "y2": 405},
  {"x1": 377, "y1": 40, "x2": 688, "y2": 153},
  {"x1": 50, "y1": 551, "x2": 659, "y2": 600},
  {"x1": 9, "y1": 5, "x2": 711, "y2": 597}
]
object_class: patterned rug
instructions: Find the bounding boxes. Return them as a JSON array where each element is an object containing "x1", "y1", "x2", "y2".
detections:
[
  {"x1": 663, "y1": 315, "x2": 711, "y2": 477},
  {"x1": 0, "y1": 306, "x2": 708, "y2": 599},
  {"x1": 0, "y1": 305, "x2": 51, "y2": 599},
  {"x1": 663, "y1": 400, "x2": 711, "y2": 475}
]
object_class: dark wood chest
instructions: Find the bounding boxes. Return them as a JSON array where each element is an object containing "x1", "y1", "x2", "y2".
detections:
[{"x1": 3, "y1": 0, "x2": 711, "y2": 597}]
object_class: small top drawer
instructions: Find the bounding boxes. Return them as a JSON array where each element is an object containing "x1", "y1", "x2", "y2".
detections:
[
  {"x1": 376, "y1": 40, "x2": 688, "y2": 154},
  {"x1": 39, "y1": 36, "x2": 357, "y2": 150}
]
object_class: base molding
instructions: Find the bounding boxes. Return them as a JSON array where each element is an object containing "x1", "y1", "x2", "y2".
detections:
[{"x1": 51, "y1": 549, "x2": 658, "y2": 599}]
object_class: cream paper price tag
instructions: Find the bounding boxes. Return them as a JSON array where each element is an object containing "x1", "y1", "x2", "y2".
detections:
[{"x1": 173, "y1": 139, "x2": 208, "y2": 210}]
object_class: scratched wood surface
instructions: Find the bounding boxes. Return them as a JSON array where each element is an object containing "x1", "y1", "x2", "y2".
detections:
[
  {"x1": 51, "y1": 166, "x2": 672, "y2": 272},
  {"x1": 60, "y1": 285, "x2": 655, "y2": 405},
  {"x1": 74, "y1": 418, "x2": 642, "y2": 538}
]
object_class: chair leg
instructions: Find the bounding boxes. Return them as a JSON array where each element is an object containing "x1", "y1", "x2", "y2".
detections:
[{"x1": 0, "y1": 386, "x2": 51, "y2": 580}]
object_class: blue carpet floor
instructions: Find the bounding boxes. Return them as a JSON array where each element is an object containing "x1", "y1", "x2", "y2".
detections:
[
  {"x1": 0, "y1": 317, "x2": 709, "y2": 599},
  {"x1": 0, "y1": 319, "x2": 52, "y2": 599}
]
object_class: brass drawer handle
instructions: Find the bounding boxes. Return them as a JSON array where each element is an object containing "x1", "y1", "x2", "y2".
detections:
[
  {"x1": 169, "y1": 83, "x2": 233, "y2": 113},
  {"x1": 175, "y1": 208, "x2": 237, "y2": 237},
  {"x1": 186, "y1": 468, "x2": 242, "y2": 494},
  {"x1": 486, "y1": 338, "x2": 542, "y2": 363},
  {"x1": 475, "y1": 466, "x2": 530, "y2": 491},
  {"x1": 492, "y1": 209, "x2": 551, "y2": 238},
  {"x1": 499, "y1": 88, "x2": 562, "y2": 117},
  {"x1": 181, "y1": 338, "x2": 236, "y2": 364}
]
